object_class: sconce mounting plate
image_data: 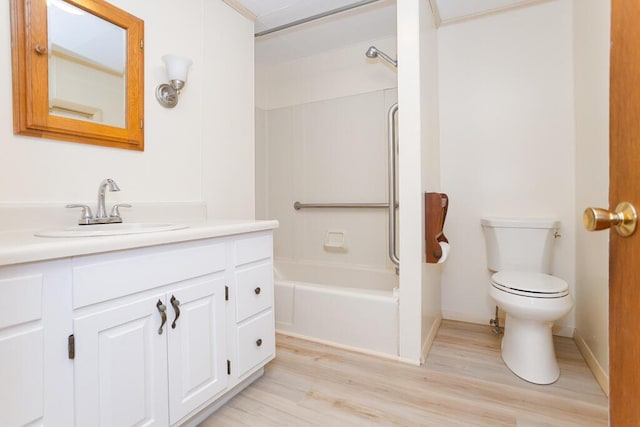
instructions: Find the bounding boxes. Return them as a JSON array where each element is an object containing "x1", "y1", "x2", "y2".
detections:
[{"x1": 156, "y1": 84, "x2": 178, "y2": 108}]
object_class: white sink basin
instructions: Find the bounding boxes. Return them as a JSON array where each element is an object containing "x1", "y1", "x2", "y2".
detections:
[{"x1": 35, "y1": 223, "x2": 189, "y2": 238}]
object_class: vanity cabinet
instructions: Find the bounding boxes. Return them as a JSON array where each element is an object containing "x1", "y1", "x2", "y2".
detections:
[{"x1": 0, "y1": 229, "x2": 275, "y2": 427}]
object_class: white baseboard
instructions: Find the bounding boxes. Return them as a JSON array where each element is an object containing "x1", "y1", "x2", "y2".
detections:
[
  {"x1": 552, "y1": 324, "x2": 574, "y2": 338},
  {"x1": 442, "y1": 310, "x2": 574, "y2": 337},
  {"x1": 442, "y1": 309, "x2": 490, "y2": 326},
  {"x1": 421, "y1": 314, "x2": 443, "y2": 364},
  {"x1": 573, "y1": 329, "x2": 609, "y2": 396}
]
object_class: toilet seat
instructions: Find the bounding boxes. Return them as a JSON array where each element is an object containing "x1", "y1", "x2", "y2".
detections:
[{"x1": 491, "y1": 271, "x2": 569, "y2": 298}]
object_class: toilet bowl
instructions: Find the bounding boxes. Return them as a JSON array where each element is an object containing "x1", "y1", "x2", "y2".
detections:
[
  {"x1": 481, "y1": 218, "x2": 574, "y2": 385},
  {"x1": 490, "y1": 271, "x2": 573, "y2": 384}
]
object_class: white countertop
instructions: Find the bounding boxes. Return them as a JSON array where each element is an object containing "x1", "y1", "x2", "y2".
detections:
[{"x1": 0, "y1": 219, "x2": 279, "y2": 267}]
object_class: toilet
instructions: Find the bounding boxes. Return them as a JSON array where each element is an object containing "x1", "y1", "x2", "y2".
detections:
[{"x1": 481, "y1": 218, "x2": 573, "y2": 385}]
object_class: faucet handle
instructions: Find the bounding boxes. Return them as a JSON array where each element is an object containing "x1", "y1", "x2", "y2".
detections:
[
  {"x1": 110, "y1": 203, "x2": 132, "y2": 218},
  {"x1": 66, "y1": 204, "x2": 94, "y2": 225}
]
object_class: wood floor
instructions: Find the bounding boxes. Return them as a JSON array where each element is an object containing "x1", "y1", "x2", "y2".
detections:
[{"x1": 201, "y1": 320, "x2": 608, "y2": 426}]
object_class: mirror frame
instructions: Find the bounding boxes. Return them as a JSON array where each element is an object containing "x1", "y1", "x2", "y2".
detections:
[{"x1": 10, "y1": 0, "x2": 144, "y2": 151}]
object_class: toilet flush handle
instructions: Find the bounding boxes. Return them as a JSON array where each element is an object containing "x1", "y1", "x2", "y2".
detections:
[{"x1": 583, "y1": 202, "x2": 638, "y2": 237}]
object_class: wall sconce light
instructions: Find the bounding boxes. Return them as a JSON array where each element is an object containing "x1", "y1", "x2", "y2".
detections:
[{"x1": 155, "y1": 54, "x2": 192, "y2": 108}]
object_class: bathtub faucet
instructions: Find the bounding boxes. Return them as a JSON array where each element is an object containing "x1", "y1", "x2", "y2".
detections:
[{"x1": 66, "y1": 178, "x2": 131, "y2": 225}]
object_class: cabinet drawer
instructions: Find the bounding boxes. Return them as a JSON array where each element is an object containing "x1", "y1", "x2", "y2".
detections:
[
  {"x1": 0, "y1": 274, "x2": 42, "y2": 329},
  {"x1": 235, "y1": 262, "x2": 273, "y2": 322},
  {"x1": 236, "y1": 310, "x2": 275, "y2": 377},
  {"x1": 234, "y1": 234, "x2": 272, "y2": 266},
  {"x1": 73, "y1": 242, "x2": 226, "y2": 309}
]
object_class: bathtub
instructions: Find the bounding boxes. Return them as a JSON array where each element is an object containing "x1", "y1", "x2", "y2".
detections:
[{"x1": 274, "y1": 259, "x2": 399, "y2": 356}]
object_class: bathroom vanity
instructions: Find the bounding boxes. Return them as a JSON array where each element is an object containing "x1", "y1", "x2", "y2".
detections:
[{"x1": 0, "y1": 220, "x2": 278, "y2": 426}]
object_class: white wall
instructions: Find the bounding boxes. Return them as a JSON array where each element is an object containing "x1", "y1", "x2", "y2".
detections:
[
  {"x1": 259, "y1": 88, "x2": 397, "y2": 269},
  {"x1": 0, "y1": 0, "x2": 254, "y2": 219},
  {"x1": 573, "y1": 0, "x2": 610, "y2": 384},
  {"x1": 396, "y1": 0, "x2": 441, "y2": 363},
  {"x1": 255, "y1": 108, "x2": 268, "y2": 220},
  {"x1": 256, "y1": 38, "x2": 398, "y2": 271},
  {"x1": 256, "y1": 37, "x2": 397, "y2": 110},
  {"x1": 438, "y1": 0, "x2": 576, "y2": 334}
]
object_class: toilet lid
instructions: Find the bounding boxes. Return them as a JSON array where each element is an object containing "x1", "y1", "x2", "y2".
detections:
[{"x1": 491, "y1": 271, "x2": 569, "y2": 298}]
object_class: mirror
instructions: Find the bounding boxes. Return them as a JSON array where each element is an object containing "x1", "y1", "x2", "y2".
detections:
[
  {"x1": 10, "y1": 0, "x2": 144, "y2": 150},
  {"x1": 48, "y1": 0, "x2": 126, "y2": 128}
]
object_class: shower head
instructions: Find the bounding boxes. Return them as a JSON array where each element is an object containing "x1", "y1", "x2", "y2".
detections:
[
  {"x1": 365, "y1": 46, "x2": 397, "y2": 68},
  {"x1": 365, "y1": 46, "x2": 378, "y2": 58}
]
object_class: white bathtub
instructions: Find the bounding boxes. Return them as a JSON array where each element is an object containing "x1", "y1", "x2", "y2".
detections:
[{"x1": 274, "y1": 259, "x2": 399, "y2": 356}]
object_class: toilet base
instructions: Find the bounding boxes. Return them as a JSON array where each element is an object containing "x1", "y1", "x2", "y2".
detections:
[{"x1": 501, "y1": 314, "x2": 559, "y2": 385}]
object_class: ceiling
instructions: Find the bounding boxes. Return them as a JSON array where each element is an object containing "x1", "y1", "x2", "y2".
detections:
[
  {"x1": 225, "y1": 0, "x2": 545, "y2": 66},
  {"x1": 254, "y1": 0, "x2": 396, "y2": 66}
]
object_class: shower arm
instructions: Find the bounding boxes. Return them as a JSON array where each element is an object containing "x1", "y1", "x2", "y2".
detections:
[
  {"x1": 376, "y1": 50, "x2": 398, "y2": 68},
  {"x1": 388, "y1": 102, "x2": 400, "y2": 270}
]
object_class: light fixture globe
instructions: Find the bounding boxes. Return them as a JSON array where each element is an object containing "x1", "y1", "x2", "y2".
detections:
[{"x1": 156, "y1": 54, "x2": 192, "y2": 108}]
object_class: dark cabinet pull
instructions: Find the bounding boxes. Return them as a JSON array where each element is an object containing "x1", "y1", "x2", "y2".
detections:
[
  {"x1": 156, "y1": 299, "x2": 167, "y2": 335},
  {"x1": 170, "y1": 295, "x2": 181, "y2": 329},
  {"x1": 256, "y1": 338, "x2": 263, "y2": 347},
  {"x1": 254, "y1": 287, "x2": 261, "y2": 295}
]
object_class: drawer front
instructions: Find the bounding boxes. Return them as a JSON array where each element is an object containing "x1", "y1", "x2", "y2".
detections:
[
  {"x1": 73, "y1": 242, "x2": 226, "y2": 309},
  {"x1": 235, "y1": 262, "x2": 273, "y2": 322},
  {"x1": 0, "y1": 274, "x2": 42, "y2": 328},
  {"x1": 236, "y1": 310, "x2": 275, "y2": 377},
  {"x1": 234, "y1": 234, "x2": 272, "y2": 266}
]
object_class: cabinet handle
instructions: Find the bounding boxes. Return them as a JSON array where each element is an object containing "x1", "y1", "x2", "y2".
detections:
[
  {"x1": 254, "y1": 287, "x2": 261, "y2": 295},
  {"x1": 156, "y1": 299, "x2": 167, "y2": 335},
  {"x1": 256, "y1": 338, "x2": 263, "y2": 347},
  {"x1": 170, "y1": 295, "x2": 181, "y2": 329}
]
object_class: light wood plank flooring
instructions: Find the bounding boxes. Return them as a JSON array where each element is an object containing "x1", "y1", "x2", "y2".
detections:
[{"x1": 201, "y1": 320, "x2": 608, "y2": 426}]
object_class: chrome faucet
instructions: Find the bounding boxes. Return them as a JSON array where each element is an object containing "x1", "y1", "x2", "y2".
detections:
[
  {"x1": 96, "y1": 178, "x2": 120, "y2": 219},
  {"x1": 67, "y1": 178, "x2": 131, "y2": 225}
]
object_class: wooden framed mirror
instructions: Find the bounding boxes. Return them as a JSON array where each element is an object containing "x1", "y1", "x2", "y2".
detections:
[{"x1": 10, "y1": 0, "x2": 144, "y2": 151}]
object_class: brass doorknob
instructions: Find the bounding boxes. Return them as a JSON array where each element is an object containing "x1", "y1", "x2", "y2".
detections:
[{"x1": 583, "y1": 202, "x2": 638, "y2": 237}]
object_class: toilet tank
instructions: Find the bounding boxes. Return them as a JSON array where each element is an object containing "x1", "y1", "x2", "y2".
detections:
[{"x1": 481, "y1": 218, "x2": 560, "y2": 273}]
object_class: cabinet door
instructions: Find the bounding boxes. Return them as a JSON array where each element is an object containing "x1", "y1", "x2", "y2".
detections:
[
  {"x1": 0, "y1": 274, "x2": 44, "y2": 427},
  {"x1": 74, "y1": 294, "x2": 169, "y2": 427},
  {"x1": 167, "y1": 277, "x2": 227, "y2": 424}
]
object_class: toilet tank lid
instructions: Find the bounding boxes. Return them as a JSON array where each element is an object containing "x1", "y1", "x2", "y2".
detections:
[{"x1": 481, "y1": 217, "x2": 560, "y2": 229}]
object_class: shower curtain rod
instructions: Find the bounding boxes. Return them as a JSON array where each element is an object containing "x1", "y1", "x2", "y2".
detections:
[{"x1": 255, "y1": 0, "x2": 381, "y2": 37}]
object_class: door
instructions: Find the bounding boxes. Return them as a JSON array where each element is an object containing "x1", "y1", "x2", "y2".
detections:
[
  {"x1": 167, "y1": 277, "x2": 227, "y2": 424},
  {"x1": 609, "y1": 0, "x2": 640, "y2": 423},
  {"x1": 0, "y1": 311, "x2": 44, "y2": 427},
  {"x1": 74, "y1": 294, "x2": 169, "y2": 427}
]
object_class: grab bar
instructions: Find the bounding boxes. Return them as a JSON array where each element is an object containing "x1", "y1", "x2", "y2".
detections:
[
  {"x1": 294, "y1": 202, "x2": 391, "y2": 210},
  {"x1": 388, "y1": 102, "x2": 399, "y2": 270}
]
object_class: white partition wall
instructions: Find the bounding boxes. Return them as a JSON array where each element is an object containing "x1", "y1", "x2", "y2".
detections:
[
  {"x1": 573, "y1": 0, "x2": 610, "y2": 392},
  {"x1": 396, "y1": 0, "x2": 441, "y2": 363}
]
